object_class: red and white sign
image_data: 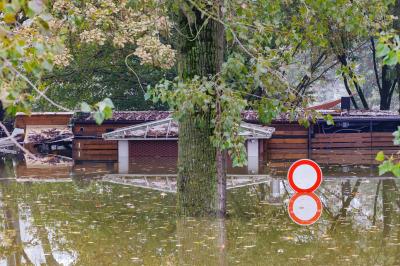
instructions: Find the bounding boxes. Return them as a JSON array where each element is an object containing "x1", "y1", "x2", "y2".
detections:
[
  {"x1": 287, "y1": 159, "x2": 322, "y2": 193},
  {"x1": 288, "y1": 193, "x2": 322, "y2": 225}
]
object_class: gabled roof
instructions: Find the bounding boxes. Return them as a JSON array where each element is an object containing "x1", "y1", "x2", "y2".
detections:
[{"x1": 102, "y1": 118, "x2": 275, "y2": 140}]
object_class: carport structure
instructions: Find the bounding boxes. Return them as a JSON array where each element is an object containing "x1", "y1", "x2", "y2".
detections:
[{"x1": 103, "y1": 118, "x2": 275, "y2": 174}]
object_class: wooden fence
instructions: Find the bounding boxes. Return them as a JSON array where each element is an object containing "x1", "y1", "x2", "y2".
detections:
[{"x1": 265, "y1": 123, "x2": 398, "y2": 167}]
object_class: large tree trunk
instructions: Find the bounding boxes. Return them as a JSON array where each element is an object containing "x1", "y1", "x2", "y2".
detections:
[{"x1": 176, "y1": 1, "x2": 226, "y2": 216}]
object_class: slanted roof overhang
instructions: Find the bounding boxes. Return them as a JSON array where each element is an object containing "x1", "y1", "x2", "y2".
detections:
[{"x1": 102, "y1": 118, "x2": 275, "y2": 141}]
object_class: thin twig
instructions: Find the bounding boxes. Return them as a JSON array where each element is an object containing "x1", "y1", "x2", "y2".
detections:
[{"x1": 125, "y1": 52, "x2": 146, "y2": 94}]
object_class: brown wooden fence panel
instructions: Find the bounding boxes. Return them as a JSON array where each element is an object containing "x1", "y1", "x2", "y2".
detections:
[
  {"x1": 266, "y1": 123, "x2": 309, "y2": 166},
  {"x1": 310, "y1": 132, "x2": 397, "y2": 165},
  {"x1": 73, "y1": 139, "x2": 118, "y2": 161}
]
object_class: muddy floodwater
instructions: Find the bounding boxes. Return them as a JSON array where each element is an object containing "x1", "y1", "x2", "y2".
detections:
[{"x1": 0, "y1": 157, "x2": 399, "y2": 265}]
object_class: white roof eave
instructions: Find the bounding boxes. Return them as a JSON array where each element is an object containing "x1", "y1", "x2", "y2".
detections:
[{"x1": 103, "y1": 118, "x2": 275, "y2": 141}]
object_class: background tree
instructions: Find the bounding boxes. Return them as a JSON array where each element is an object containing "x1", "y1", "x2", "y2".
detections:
[{"x1": 36, "y1": 42, "x2": 175, "y2": 111}]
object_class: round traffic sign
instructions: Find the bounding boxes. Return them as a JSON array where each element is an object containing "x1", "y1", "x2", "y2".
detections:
[
  {"x1": 288, "y1": 192, "x2": 322, "y2": 225},
  {"x1": 287, "y1": 159, "x2": 322, "y2": 193}
]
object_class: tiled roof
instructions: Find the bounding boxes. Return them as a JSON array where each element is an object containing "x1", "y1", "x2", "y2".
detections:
[
  {"x1": 72, "y1": 109, "x2": 400, "y2": 124},
  {"x1": 72, "y1": 111, "x2": 172, "y2": 123}
]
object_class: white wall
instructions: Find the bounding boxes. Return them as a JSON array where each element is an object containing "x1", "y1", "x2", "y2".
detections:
[{"x1": 118, "y1": 140, "x2": 129, "y2": 174}]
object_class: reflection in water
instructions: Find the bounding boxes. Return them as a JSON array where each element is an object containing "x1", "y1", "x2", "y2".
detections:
[
  {"x1": 288, "y1": 193, "x2": 323, "y2": 225},
  {"x1": 0, "y1": 159, "x2": 399, "y2": 265}
]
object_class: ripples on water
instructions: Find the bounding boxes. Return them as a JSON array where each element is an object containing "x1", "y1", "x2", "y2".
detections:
[{"x1": 0, "y1": 157, "x2": 399, "y2": 265}]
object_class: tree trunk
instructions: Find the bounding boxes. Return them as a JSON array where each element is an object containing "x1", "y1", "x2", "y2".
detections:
[
  {"x1": 337, "y1": 53, "x2": 369, "y2": 109},
  {"x1": 393, "y1": 0, "x2": 400, "y2": 113},
  {"x1": 0, "y1": 101, "x2": 4, "y2": 122},
  {"x1": 177, "y1": 113, "x2": 217, "y2": 216},
  {"x1": 176, "y1": 0, "x2": 225, "y2": 216},
  {"x1": 380, "y1": 65, "x2": 397, "y2": 110}
]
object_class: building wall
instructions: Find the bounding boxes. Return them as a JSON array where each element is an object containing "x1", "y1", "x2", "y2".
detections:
[
  {"x1": 265, "y1": 120, "x2": 400, "y2": 168},
  {"x1": 73, "y1": 139, "x2": 118, "y2": 161},
  {"x1": 15, "y1": 113, "x2": 73, "y2": 129},
  {"x1": 72, "y1": 122, "x2": 145, "y2": 161},
  {"x1": 265, "y1": 123, "x2": 308, "y2": 168},
  {"x1": 129, "y1": 140, "x2": 178, "y2": 158},
  {"x1": 73, "y1": 124, "x2": 126, "y2": 138}
]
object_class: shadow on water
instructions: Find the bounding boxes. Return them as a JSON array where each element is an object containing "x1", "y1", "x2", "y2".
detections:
[{"x1": 0, "y1": 156, "x2": 399, "y2": 265}]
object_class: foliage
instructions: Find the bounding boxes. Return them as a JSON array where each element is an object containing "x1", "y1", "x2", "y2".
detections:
[
  {"x1": 148, "y1": 0, "x2": 393, "y2": 165},
  {"x1": 376, "y1": 127, "x2": 400, "y2": 177},
  {"x1": 35, "y1": 42, "x2": 175, "y2": 111},
  {"x1": 147, "y1": 75, "x2": 248, "y2": 165},
  {"x1": 1, "y1": 0, "x2": 178, "y2": 117},
  {"x1": 80, "y1": 97, "x2": 114, "y2": 124},
  {"x1": 51, "y1": 0, "x2": 176, "y2": 69},
  {"x1": 376, "y1": 33, "x2": 400, "y2": 66},
  {"x1": 0, "y1": 0, "x2": 65, "y2": 115}
]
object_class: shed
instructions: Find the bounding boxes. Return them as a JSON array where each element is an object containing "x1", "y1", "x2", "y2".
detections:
[{"x1": 71, "y1": 111, "x2": 170, "y2": 161}]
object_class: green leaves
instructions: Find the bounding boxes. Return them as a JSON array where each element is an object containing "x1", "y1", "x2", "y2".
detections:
[
  {"x1": 383, "y1": 50, "x2": 398, "y2": 66},
  {"x1": 377, "y1": 34, "x2": 400, "y2": 66},
  {"x1": 324, "y1": 114, "x2": 334, "y2": 126},
  {"x1": 375, "y1": 151, "x2": 385, "y2": 162},
  {"x1": 392, "y1": 164, "x2": 400, "y2": 177},
  {"x1": 377, "y1": 156, "x2": 400, "y2": 178},
  {"x1": 79, "y1": 98, "x2": 115, "y2": 125},
  {"x1": 376, "y1": 42, "x2": 390, "y2": 58},
  {"x1": 378, "y1": 160, "x2": 394, "y2": 176},
  {"x1": 257, "y1": 98, "x2": 283, "y2": 124},
  {"x1": 148, "y1": 75, "x2": 248, "y2": 167},
  {"x1": 393, "y1": 127, "x2": 400, "y2": 145},
  {"x1": 80, "y1": 102, "x2": 91, "y2": 112},
  {"x1": 93, "y1": 111, "x2": 105, "y2": 125},
  {"x1": 376, "y1": 127, "x2": 400, "y2": 178}
]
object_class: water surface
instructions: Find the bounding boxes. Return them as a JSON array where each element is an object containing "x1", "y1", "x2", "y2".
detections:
[{"x1": 0, "y1": 158, "x2": 399, "y2": 265}]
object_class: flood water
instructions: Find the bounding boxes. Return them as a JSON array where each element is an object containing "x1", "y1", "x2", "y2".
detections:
[{"x1": 0, "y1": 157, "x2": 399, "y2": 265}]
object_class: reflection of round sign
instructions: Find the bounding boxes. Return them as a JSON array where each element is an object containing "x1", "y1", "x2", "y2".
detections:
[
  {"x1": 288, "y1": 159, "x2": 322, "y2": 193},
  {"x1": 288, "y1": 193, "x2": 322, "y2": 225}
]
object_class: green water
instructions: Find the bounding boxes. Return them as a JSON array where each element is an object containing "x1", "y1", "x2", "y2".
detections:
[{"x1": 0, "y1": 160, "x2": 399, "y2": 265}]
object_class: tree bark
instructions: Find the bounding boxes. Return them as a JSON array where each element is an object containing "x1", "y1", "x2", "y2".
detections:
[
  {"x1": 176, "y1": 0, "x2": 225, "y2": 216},
  {"x1": 379, "y1": 64, "x2": 397, "y2": 110},
  {"x1": 372, "y1": 37, "x2": 397, "y2": 110},
  {"x1": 0, "y1": 101, "x2": 4, "y2": 122},
  {"x1": 375, "y1": 0, "x2": 400, "y2": 111},
  {"x1": 393, "y1": 0, "x2": 400, "y2": 112}
]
